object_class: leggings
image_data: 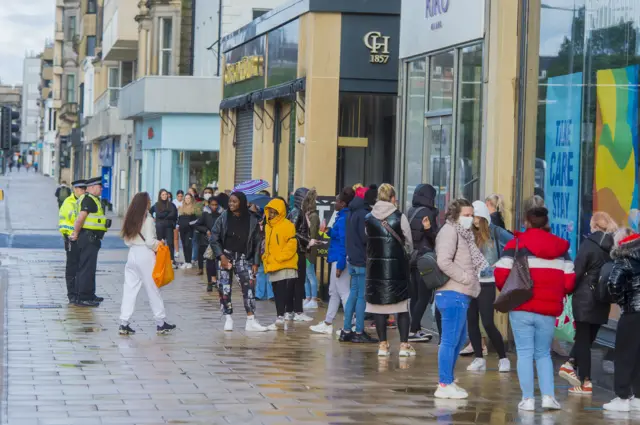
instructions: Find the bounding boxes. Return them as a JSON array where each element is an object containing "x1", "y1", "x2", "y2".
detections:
[
  {"x1": 467, "y1": 283, "x2": 507, "y2": 359},
  {"x1": 410, "y1": 267, "x2": 432, "y2": 333},
  {"x1": 156, "y1": 225, "x2": 175, "y2": 261},
  {"x1": 287, "y1": 254, "x2": 306, "y2": 314},
  {"x1": 217, "y1": 252, "x2": 256, "y2": 315},
  {"x1": 374, "y1": 312, "x2": 410, "y2": 343},
  {"x1": 179, "y1": 227, "x2": 193, "y2": 263},
  {"x1": 206, "y1": 258, "x2": 217, "y2": 283},
  {"x1": 571, "y1": 322, "x2": 601, "y2": 382},
  {"x1": 272, "y1": 279, "x2": 294, "y2": 317},
  {"x1": 197, "y1": 244, "x2": 206, "y2": 270}
]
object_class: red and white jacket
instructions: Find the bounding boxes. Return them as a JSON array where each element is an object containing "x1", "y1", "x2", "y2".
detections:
[{"x1": 494, "y1": 228, "x2": 575, "y2": 317}]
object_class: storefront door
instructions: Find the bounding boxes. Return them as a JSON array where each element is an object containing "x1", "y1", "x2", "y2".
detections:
[{"x1": 424, "y1": 114, "x2": 453, "y2": 223}]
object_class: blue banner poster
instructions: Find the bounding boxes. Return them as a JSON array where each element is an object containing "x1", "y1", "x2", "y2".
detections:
[{"x1": 544, "y1": 72, "x2": 583, "y2": 259}]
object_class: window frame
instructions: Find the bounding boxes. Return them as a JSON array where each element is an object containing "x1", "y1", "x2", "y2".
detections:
[
  {"x1": 86, "y1": 36, "x2": 96, "y2": 57},
  {"x1": 65, "y1": 74, "x2": 76, "y2": 104},
  {"x1": 87, "y1": 0, "x2": 97, "y2": 14},
  {"x1": 158, "y1": 17, "x2": 173, "y2": 76},
  {"x1": 67, "y1": 16, "x2": 77, "y2": 41}
]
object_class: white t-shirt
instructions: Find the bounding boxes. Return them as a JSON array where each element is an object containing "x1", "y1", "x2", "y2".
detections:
[{"x1": 173, "y1": 199, "x2": 183, "y2": 210}]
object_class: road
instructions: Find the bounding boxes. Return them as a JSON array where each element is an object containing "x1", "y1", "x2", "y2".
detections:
[{"x1": 0, "y1": 172, "x2": 629, "y2": 424}]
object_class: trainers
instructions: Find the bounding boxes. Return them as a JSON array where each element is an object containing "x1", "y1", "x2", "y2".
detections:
[
  {"x1": 604, "y1": 397, "x2": 631, "y2": 412},
  {"x1": 467, "y1": 358, "x2": 487, "y2": 371},
  {"x1": 266, "y1": 323, "x2": 278, "y2": 331},
  {"x1": 310, "y1": 322, "x2": 333, "y2": 335},
  {"x1": 156, "y1": 322, "x2": 176, "y2": 334},
  {"x1": 569, "y1": 381, "x2": 592, "y2": 395},
  {"x1": 224, "y1": 315, "x2": 233, "y2": 331},
  {"x1": 518, "y1": 398, "x2": 535, "y2": 411},
  {"x1": 498, "y1": 358, "x2": 511, "y2": 373},
  {"x1": 305, "y1": 299, "x2": 318, "y2": 309},
  {"x1": 185, "y1": 263, "x2": 193, "y2": 269},
  {"x1": 630, "y1": 397, "x2": 640, "y2": 411},
  {"x1": 206, "y1": 284, "x2": 214, "y2": 292},
  {"x1": 118, "y1": 324, "x2": 136, "y2": 335},
  {"x1": 541, "y1": 395, "x2": 561, "y2": 410},
  {"x1": 408, "y1": 330, "x2": 433, "y2": 343},
  {"x1": 378, "y1": 341, "x2": 390, "y2": 357},
  {"x1": 284, "y1": 313, "x2": 293, "y2": 321},
  {"x1": 387, "y1": 318, "x2": 397, "y2": 329},
  {"x1": 434, "y1": 384, "x2": 468, "y2": 400},
  {"x1": 339, "y1": 330, "x2": 353, "y2": 342},
  {"x1": 335, "y1": 326, "x2": 356, "y2": 336},
  {"x1": 399, "y1": 343, "x2": 417, "y2": 357},
  {"x1": 293, "y1": 313, "x2": 314, "y2": 322},
  {"x1": 559, "y1": 362, "x2": 581, "y2": 386},
  {"x1": 351, "y1": 332, "x2": 379, "y2": 343},
  {"x1": 245, "y1": 317, "x2": 268, "y2": 332},
  {"x1": 460, "y1": 342, "x2": 474, "y2": 356}
]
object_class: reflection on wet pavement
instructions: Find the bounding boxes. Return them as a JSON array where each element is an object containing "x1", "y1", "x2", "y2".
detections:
[{"x1": 2, "y1": 249, "x2": 632, "y2": 425}]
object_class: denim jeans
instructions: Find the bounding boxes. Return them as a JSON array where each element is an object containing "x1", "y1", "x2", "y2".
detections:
[
  {"x1": 342, "y1": 264, "x2": 366, "y2": 333},
  {"x1": 305, "y1": 260, "x2": 318, "y2": 298},
  {"x1": 436, "y1": 291, "x2": 471, "y2": 385},
  {"x1": 509, "y1": 311, "x2": 556, "y2": 399},
  {"x1": 256, "y1": 264, "x2": 273, "y2": 300},
  {"x1": 191, "y1": 240, "x2": 198, "y2": 264}
]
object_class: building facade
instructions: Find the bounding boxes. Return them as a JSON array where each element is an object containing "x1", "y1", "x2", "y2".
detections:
[
  {"x1": 218, "y1": 0, "x2": 401, "y2": 198},
  {"x1": 39, "y1": 42, "x2": 57, "y2": 177},
  {"x1": 21, "y1": 57, "x2": 42, "y2": 157}
]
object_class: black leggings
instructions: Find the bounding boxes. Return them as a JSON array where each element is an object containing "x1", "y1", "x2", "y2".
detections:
[
  {"x1": 374, "y1": 312, "x2": 410, "y2": 343},
  {"x1": 206, "y1": 258, "x2": 217, "y2": 283},
  {"x1": 570, "y1": 322, "x2": 601, "y2": 382},
  {"x1": 197, "y1": 244, "x2": 206, "y2": 270},
  {"x1": 410, "y1": 267, "x2": 432, "y2": 333},
  {"x1": 287, "y1": 254, "x2": 306, "y2": 314},
  {"x1": 179, "y1": 227, "x2": 193, "y2": 263},
  {"x1": 272, "y1": 279, "x2": 293, "y2": 317},
  {"x1": 467, "y1": 283, "x2": 507, "y2": 359},
  {"x1": 156, "y1": 225, "x2": 175, "y2": 261}
]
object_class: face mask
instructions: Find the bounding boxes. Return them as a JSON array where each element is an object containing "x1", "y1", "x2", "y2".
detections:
[
  {"x1": 459, "y1": 216, "x2": 473, "y2": 230},
  {"x1": 203, "y1": 193, "x2": 212, "y2": 201}
]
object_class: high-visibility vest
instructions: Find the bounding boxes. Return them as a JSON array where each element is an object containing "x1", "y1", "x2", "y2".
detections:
[
  {"x1": 58, "y1": 194, "x2": 78, "y2": 236},
  {"x1": 78, "y1": 194, "x2": 108, "y2": 232}
]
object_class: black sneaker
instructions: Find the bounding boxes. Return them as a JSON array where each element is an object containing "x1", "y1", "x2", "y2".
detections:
[
  {"x1": 408, "y1": 330, "x2": 433, "y2": 343},
  {"x1": 339, "y1": 330, "x2": 353, "y2": 342},
  {"x1": 118, "y1": 324, "x2": 136, "y2": 335},
  {"x1": 351, "y1": 332, "x2": 379, "y2": 344},
  {"x1": 206, "y1": 284, "x2": 213, "y2": 292},
  {"x1": 93, "y1": 296, "x2": 104, "y2": 303},
  {"x1": 156, "y1": 322, "x2": 177, "y2": 334},
  {"x1": 74, "y1": 299, "x2": 100, "y2": 307}
]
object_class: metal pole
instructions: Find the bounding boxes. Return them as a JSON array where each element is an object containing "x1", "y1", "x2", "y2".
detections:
[
  {"x1": 514, "y1": 0, "x2": 530, "y2": 228},
  {"x1": 217, "y1": 0, "x2": 223, "y2": 76}
]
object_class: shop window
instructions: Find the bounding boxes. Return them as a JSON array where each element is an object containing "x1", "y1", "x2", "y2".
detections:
[
  {"x1": 429, "y1": 51, "x2": 455, "y2": 111},
  {"x1": 403, "y1": 59, "x2": 427, "y2": 210}
]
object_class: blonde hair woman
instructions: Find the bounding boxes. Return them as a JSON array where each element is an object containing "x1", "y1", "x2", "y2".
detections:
[
  {"x1": 177, "y1": 194, "x2": 198, "y2": 269},
  {"x1": 485, "y1": 194, "x2": 506, "y2": 229},
  {"x1": 559, "y1": 211, "x2": 618, "y2": 395}
]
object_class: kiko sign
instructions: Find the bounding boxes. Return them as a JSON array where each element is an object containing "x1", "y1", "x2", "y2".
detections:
[{"x1": 426, "y1": 0, "x2": 451, "y2": 30}]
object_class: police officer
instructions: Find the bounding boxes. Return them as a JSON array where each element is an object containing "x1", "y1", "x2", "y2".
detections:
[
  {"x1": 59, "y1": 179, "x2": 87, "y2": 304},
  {"x1": 70, "y1": 177, "x2": 110, "y2": 307}
]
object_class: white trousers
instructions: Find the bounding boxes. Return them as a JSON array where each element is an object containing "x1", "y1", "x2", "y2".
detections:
[
  {"x1": 324, "y1": 263, "x2": 351, "y2": 324},
  {"x1": 120, "y1": 245, "x2": 166, "y2": 325}
]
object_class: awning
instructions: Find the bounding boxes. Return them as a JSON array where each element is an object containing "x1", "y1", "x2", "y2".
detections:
[{"x1": 220, "y1": 78, "x2": 306, "y2": 110}]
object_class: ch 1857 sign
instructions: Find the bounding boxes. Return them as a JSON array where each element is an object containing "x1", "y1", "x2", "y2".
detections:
[{"x1": 364, "y1": 31, "x2": 391, "y2": 64}]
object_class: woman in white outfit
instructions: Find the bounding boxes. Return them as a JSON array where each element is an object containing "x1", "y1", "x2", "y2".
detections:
[{"x1": 119, "y1": 192, "x2": 176, "y2": 335}]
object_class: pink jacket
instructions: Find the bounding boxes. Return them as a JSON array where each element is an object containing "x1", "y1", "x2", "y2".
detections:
[{"x1": 435, "y1": 222, "x2": 481, "y2": 298}]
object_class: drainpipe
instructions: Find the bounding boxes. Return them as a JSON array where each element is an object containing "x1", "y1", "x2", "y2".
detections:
[
  {"x1": 216, "y1": 0, "x2": 223, "y2": 76},
  {"x1": 514, "y1": 0, "x2": 530, "y2": 227}
]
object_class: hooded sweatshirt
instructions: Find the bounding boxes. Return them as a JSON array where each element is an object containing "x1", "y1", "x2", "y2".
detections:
[
  {"x1": 262, "y1": 198, "x2": 298, "y2": 273},
  {"x1": 287, "y1": 187, "x2": 310, "y2": 253},
  {"x1": 407, "y1": 184, "x2": 439, "y2": 254},
  {"x1": 346, "y1": 196, "x2": 370, "y2": 267},
  {"x1": 494, "y1": 228, "x2": 575, "y2": 316}
]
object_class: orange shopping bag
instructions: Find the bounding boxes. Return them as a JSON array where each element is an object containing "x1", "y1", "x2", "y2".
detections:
[{"x1": 152, "y1": 243, "x2": 174, "y2": 288}]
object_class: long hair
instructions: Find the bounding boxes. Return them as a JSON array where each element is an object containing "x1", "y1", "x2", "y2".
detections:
[
  {"x1": 445, "y1": 198, "x2": 472, "y2": 223},
  {"x1": 179, "y1": 193, "x2": 196, "y2": 216},
  {"x1": 121, "y1": 192, "x2": 151, "y2": 240},
  {"x1": 156, "y1": 189, "x2": 169, "y2": 212},
  {"x1": 230, "y1": 191, "x2": 249, "y2": 215},
  {"x1": 473, "y1": 217, "x2": 492, "y2": 248},
  {"x1": 302, "y1": 188, "x2": 317, "y2": 213}
]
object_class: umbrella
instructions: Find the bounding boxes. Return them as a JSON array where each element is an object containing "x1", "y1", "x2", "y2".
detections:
[
  {"x1": 233, "y1": 179, "x2": 270, "y2": 194},
  {"x1": 246, "y1": 194, "x2": 272, "y2": 210}
]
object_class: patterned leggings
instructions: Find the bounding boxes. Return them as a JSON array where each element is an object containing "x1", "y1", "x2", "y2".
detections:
[{"x1": 218, "y1": 252, "x2": 256, "y2": 315}]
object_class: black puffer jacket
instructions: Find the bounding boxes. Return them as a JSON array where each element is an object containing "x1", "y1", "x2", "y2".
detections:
[
  {"x1": 609, "y1": 234, "x2": 640, "y2": 315},
  {"x1": 407, "y1": 184, "x2": 439, "y2": 255},
  {"x1": 210, "y1": 210, "x2": 261, "y2": 265},
  {"x1": 572, "y1": 231, "x2": 613, "y2": 324},
  {"x1": 287, "y1": 187, "x2": 310, "y2": 253},
  {"x1": 365, "y1": 205, "x2": 410, "y2": 305}
]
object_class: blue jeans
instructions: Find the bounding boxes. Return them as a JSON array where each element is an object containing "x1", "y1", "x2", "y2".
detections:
[
  {"x1": 436, "y1": 291, "x2": 471, "y2": 385},
  {"x1": 191, "y1": 240, "x2": 198, "y2": 264},
  {"x1": 342, "y1": 264, "x2": 366, "y2": 333},
  {"x1": 256, "y1": 264, "x2": 273, "y2": 300},
  {"x1": 509, "y1": 311, "x2": 556, "y2": 399},
  {"x1": 305, "y1": 260, "x2": 318, "y2": 299}
]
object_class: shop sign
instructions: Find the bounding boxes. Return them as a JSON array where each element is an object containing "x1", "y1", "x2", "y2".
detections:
[
  {"x1": 364, "y1": 31, "x2": 391, "y2": 64},
  {"x1": 426, "y1": 0, "x2": 450, "y2": 30},
  {"x1": 544, "y1": 72, "x2": 583, "y2": 259},
  {"x1": 224, "y1": 55, "x2": 265, "y2": 85}
]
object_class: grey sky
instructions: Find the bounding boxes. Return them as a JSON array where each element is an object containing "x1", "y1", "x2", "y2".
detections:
[{"x1": 0, "y1": 2, "x2": 54, "y2": 85}]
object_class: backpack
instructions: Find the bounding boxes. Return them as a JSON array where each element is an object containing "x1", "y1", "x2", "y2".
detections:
[
  {"x1": 58, "y1": 186, "x2": 71, "y2": 203},
  {"x1": 415, "y1": 232, "x2": 458, "y2": 291},
  {"x1": 594, "y1": 262, "x2": 614, "y2": 303}
]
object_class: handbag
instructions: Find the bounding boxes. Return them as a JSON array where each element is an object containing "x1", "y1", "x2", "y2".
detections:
[
  {"x1": 416, "y1": 251, "x2": 450, "y2": 290},
  {"x1": 494, "y1": 239, "x2": 533, "y2": 313},
  {"x1": 554, "y1": 295, "x2": 576, "y2": 342},
  {"x1": 203, "y1": 244, "x2": 214, "y2": 260}
]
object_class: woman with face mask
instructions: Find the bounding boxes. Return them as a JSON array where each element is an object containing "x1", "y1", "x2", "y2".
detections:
[{"x1": 434, "y1": 199, "x2": 489, "y2": 400}]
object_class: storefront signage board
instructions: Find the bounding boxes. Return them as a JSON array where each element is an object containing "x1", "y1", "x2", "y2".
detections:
[
  {"x1": 223, "y1": 36, "x2": 266, "y2": 98},
  {"x1": 400, "y1": 0, "x2": 485, "y2": 59},
  {"x1": 544, "y1": 72, "x2": 583, "y2": 259}
]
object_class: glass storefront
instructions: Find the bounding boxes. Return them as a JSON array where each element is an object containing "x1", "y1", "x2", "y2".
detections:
[
  {"x1": 401, "y1": 43, "x2": 484, "y2": 217},
  {"x1": 522, "y1": 0, "x2": 640, "y2": 333}
]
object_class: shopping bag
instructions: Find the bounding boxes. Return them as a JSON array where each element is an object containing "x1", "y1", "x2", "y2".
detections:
[
  {"x1": 554, "y1": 295, "x2": 575, "y2": 342},
  {"x1": 152, "y1": 243, "x2": 174, "y2": 288}
]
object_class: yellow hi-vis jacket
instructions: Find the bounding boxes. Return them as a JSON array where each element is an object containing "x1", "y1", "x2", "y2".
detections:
[
  {"x1": 58, "y1": 194, "x2": 78, "y2": 236},
  {"x1": 77, "y1": 194, "x2": 108, "y2": 232}
]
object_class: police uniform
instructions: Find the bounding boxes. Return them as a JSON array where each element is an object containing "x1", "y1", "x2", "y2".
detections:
[
  {"x1": 75, "y1": 177, "x2": 109, "y2": 306},
  {"x1": 59, "y1": 179, "x2": 86, "y2": 303}
]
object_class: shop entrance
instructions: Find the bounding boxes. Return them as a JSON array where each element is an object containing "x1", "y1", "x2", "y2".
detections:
[{"x1": 424, "y1": 114, "x2": 453, "y2": 223}]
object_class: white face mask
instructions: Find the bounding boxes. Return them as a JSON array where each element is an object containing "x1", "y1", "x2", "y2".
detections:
[
  {"x1": 459, "y1": 216, "x2": 473, "y2": 230},
  {"x1": 203, "y1": 193, "x2": 212, "y2": 200}
]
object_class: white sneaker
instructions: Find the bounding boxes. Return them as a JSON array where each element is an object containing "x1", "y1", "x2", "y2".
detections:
[
  {"x1": 541, "y1": 395, "x2": 561, "y2": 410},
  {"x1": 245, "y1": 317, "x2": 268, "y2": 332},
  {"x1": 467, "y1": 358, "x2": 486, "y2": 371},
  {"x1": 460, "y1": 343, "x2": 474, "y2": 355},
  {"x1": 498, "y1": 358, "x2": 511, "y2": 373},
  {"x1": 518, "y1": 398, "x2": 535, "y2": 411},
  {"x1": 284, "y1": 313, "x2": 293, "y2": 321},
  {"x1": 434, "y1": 384, "x2": 468, "y2": 399},
  {"x1": 293, "y1": 313, "x2": 313, "y2": 322},
  {"x1": 223, "y1": 315, "x2": 233, "y2": 331},
  {"x1": 266, "y1": 323, "x2": 278, "y2": 331},
  {"x1": 604, "y1": 397, "x2": 631, "y2": 412},
  {"x1": 335, "y1": 326, "x2": 356, "y2": 336},
  {"x1": 399, "y1": 344, "x2": 417, "y2": 357},
  {"x1": 631, "y1": 397, "x2": 640, "y2": 411},
  {"x1": 310, "y1": 322, "x2": 333, "y2": 335},
  {"x1": 185, "y1": 263, "x2": 193, "y2": 269},
  {"x1": 305, "y1": 300, "x2": 318, "y2": 309}
]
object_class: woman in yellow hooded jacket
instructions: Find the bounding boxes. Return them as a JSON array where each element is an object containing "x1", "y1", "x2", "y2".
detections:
[{"x1": 262, "y1": 197, "x2": 298, "y2": 328}]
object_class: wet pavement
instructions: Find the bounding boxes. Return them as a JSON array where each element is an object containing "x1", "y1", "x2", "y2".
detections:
[{"x1": 0, "y1": 172, "x2": 629, "y2": 424}]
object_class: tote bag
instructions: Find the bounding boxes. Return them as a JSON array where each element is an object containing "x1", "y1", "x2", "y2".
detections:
[
  {"x1": 153, "y1": 243, "x2": 174, "y2": 288},
  {"x1": 554, "y1": 295, "x2": 576, "y2": 342},
  {"x1": 494, "y1": 239, "x2": 534, "y2": 313}
]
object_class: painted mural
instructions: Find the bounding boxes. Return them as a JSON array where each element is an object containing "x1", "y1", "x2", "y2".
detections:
[{"x1": 593, "y1": 65, "x2": 639, "y2": 229}]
